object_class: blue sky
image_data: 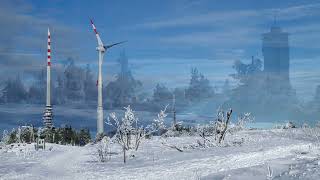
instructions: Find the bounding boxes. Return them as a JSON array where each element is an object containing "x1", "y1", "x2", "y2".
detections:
[{"x1": 0, "y1": 0, "x2": 320, "y2": 101}]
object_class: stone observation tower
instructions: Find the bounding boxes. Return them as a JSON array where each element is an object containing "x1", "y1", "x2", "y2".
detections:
[{"x1": 262, "y1": 25, "x2": 290, "y2": 84}]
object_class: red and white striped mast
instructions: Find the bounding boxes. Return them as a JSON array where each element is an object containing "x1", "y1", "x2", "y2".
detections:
[
  {"x1": 43, "y1": 28, "x2": 53, "y2": 128},
  {"x1": 47, "y1": 28, "x2": 51, "y2": 107}
]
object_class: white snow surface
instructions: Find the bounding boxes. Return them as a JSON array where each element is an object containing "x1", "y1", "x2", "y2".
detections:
[{"x1": 0, "y1": 129, "x2": 320, "y2": 180}]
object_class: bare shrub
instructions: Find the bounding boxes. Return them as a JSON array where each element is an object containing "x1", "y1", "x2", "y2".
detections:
[
  {"x1": 107, "y1": 105, "x2": 143, "y2": 163},
  {"x1": 97, "y1": 136, "x2": 111, "y2": 162}
]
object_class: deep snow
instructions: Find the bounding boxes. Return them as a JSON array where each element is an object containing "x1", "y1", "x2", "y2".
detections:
[{"x1": 0, "y1": 129, "x2": 319, "y2": 180}]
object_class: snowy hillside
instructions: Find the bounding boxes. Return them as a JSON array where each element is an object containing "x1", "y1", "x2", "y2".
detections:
[{"x1": 1, "y1": 128, "x2": 319, "y2": 180}]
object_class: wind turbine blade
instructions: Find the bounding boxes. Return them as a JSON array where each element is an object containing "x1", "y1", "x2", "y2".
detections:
[
  {"x1": 105, "y1": 41, "x2": 127, "y2": 49},
  {"x1": 90, "y1": 19, "x2": 104, "y2": 46}
]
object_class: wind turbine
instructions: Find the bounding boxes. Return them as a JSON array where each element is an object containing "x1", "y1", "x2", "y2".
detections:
[{"x1": 90, "y1": 19, "x2": 126, "y2": 135}]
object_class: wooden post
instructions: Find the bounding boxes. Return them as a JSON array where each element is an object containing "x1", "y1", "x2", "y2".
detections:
[
  {"x1": 123, "y1": 145, "x2": 126, "y2": 163},
  {"x1": 219, "y1": 109, "x2": 232, "y2": 144}
]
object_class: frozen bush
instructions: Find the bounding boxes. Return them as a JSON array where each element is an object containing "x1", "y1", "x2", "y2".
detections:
[
  {"x1": 229, "y1": 112, "x2": 254, "y2": 133},
  {"x1": 107, "y1": 105, "x2": 143, "y2": 163},
  {"x1": 97, "y1": 136, "x2": 111, "y2": 162},
  {"x1": 212, "y1": 108, "x2": 233, "y2": 144},
  {"x1": 148, "y1": 105, "x2": 168, "y2": 136},
  {"x1": 1, "y1": 130, "x2": 9, "y2": 144},
  {"x1": 284, "y1": 121, "x2": 296, "y2": 129}
]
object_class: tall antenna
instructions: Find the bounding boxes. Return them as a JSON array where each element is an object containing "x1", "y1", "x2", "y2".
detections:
[
  {"x1": 90, "y1": 19, "x2": 126, "y2": 136},
  {"x1": 43, "y1": 28, "x2": 53, "y2": 128}
]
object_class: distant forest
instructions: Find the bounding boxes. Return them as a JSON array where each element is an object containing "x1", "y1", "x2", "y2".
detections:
[
  {"x1": 1, "y1": 52, "x2": 320, "y2": 121},
  {"x1": 0, "y1": 52, "x2": 214, "y2": 111}
]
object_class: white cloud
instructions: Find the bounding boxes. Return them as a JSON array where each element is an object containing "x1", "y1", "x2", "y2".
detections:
[
  {"x1": 159, "y1": 28, "x2": 260, "y2": 48},
  {"x1": 0, "y1": 0, "x2": 84, "y2": 79},
  {"x1": 136, "y1": 3, "x2": 320, "y2": 29},
  {"x1": 131, "y1": 2, "x2": 320, "y2": 52}
]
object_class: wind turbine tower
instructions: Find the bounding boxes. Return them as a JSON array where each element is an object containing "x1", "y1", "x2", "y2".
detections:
[
  {"x1": 90, "y1": 19, "x2": 125, "y2": 135},
  {"x1": 43, "y1": 28, "x2": 53, "y2": 128}
]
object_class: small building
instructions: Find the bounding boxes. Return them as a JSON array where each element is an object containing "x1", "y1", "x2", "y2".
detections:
[{"x1": 35, "y1": 138, "x2": 46, "y2": 150}]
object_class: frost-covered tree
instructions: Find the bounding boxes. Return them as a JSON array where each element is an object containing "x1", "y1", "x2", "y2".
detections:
[
  {"x1": 213, "y1": 108, "x2": 232, "y2": 144},
  {"x1": 97, "y1": 136, "x2": 111, "y2": 162},
  {"x1": 107, "y1": 105, "x2": 143, "y2": 163},
  {"x1": 197, "y1": 124, "x2": 213, "y2": 147},
  {"x1": 1, "y1": 76, "x2": 28, "y2": 103},
  {"x1": 20, "y1": 126, "x2": 35, "y2": 143},
  {"x1": 196, "y1": 108, "x2": 233, "y2": 147},
  {"x1": 105, "y1": 51, "x2": 142, "y2": 108},
  {"x1": 232, "y1": 112, "x2": 254, "y2": 132},
  {"x1": 78, "y1": 128, "x2": 91, "y2": 145},
  {"x1": 237, "y1": 113, "x2": 253, "y2": 127},
  {"x1": 153, "y1": 84, "x2": 172, "y2": 102},
  {"x1": 64, "y1": 59, "x2": 86, "y2": 102},
  {"x1": 53, "y1": 75, "x2": 66, "y2": 104},
  {"x1": 185, "y1": 67, "x2": 214, "y2": 102},
  {"x1": 1, "y1": 130, "x2": 9, "y2": 144},
  {"x1": 83, "y1": 64, "x2": 96, "y2": 103},
  {"x1": 231, "y1": 58, "x2": 262, "y2": 84},
  {"x1": 146, "y1": 105, "x2": 168, "y2": 136},
  {"x1": 229, "y1": 56, "x2": 298, "y2": 119},
  {"x1": 186, "y1": 68, "x2": 201, "y2": 101},
  {"x1": 7, "y1": 128, "x2": 18, "y2": 144},
  {"x1": 28, "y1": 69, "x2": 46, "y2": 104},
  {"x1": 227, "y1": 55, "x2": 300, "y2": 119}
]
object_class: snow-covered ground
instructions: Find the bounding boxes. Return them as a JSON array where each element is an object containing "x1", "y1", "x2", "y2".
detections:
[{"x1": 0, "y1": 128, "x2": 319, "y2": 180}]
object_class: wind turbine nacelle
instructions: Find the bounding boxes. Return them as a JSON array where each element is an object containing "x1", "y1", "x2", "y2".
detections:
[{"x1": 96, "y1": 46, "x2": 105, "y2": 52}]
